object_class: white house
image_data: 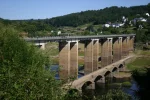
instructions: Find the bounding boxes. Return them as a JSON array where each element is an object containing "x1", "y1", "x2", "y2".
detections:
[
  {"x1": 146, "y1": 13, "x2": 149, "y2": 16},
  {"x1": 103, "y1": 24, "x2": 110, "y2": 28},
  {"x1": 57, "y1": 31, "x2": 61, "y2": 35}
]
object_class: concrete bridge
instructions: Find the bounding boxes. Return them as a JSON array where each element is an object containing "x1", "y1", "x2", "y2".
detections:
[{"x1": 24, "y1": 34, "x2": 135, "y2": 91}]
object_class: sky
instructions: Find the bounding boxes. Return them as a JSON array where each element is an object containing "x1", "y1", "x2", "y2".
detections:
[{"x1": 0, "y1": 0, "x2": 150, "y2": 20}]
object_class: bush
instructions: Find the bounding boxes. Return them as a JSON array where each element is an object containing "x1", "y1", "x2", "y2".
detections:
[
  {"x1": 97, "y1": 89, "x2": 131, "y2": 100},
  {"x1": 0, "y1": 28, "x2": 63, "y2": 99}
]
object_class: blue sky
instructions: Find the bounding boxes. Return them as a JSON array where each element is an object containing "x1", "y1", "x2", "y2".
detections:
[{"x1": 0, "y1": 0, "x2": 150, "y2": 20}]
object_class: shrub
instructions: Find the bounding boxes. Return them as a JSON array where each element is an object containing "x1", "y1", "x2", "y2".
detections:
[{"x1": 0, "y1": 27, "x2": 63, "y2": 99}]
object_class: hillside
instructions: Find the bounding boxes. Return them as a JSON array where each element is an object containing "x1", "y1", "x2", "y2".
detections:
[
  {"x1": 0, "y1": 3, "x2": 150, "y2": 39},
  {"x1": 48, "y1": 5, "x2": 148, "y2": 27}
]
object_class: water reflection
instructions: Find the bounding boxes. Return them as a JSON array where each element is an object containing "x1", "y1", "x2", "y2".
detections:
[{"x1": 50, "y1": 65, "x2": 84, "y2": 80}]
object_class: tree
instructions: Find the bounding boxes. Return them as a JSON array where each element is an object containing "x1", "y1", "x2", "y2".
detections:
[{"x1": 0, "y1": 27, "x2": 63, "y2": 99}]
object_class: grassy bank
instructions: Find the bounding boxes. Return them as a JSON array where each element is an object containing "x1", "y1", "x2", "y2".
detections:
[{"x1": 127, "y1": 50, "x2": 150, "y2": 71}]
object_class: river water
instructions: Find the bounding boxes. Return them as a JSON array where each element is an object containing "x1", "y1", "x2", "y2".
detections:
[{"x1": 50, "y1": 65, "x2": 139, "y2": 99}]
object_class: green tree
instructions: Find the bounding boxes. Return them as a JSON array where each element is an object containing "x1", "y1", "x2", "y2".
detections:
[{"x1": 0, "y1": 27, "x2": 63, "y2": 99}]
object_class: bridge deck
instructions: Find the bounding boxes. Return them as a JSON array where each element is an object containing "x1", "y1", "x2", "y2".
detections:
[{"x1": 24, "y1": 34, "x2": 135, "y2": 42}]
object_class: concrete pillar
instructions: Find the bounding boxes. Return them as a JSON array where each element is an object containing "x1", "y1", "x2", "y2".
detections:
[
  {"x1": 93, "y1": 39, "x2": 99, "y2": 71},
  {"x1": 70, "y1": 41, "x2": 78, "y2": 79},
  {"x1": 59, "y1": 41, "x2": 70, "y2": 80},
  {"x1": 119, "y1": 37, "x2": 122, "y2": 60},
  {"x1": 122, "y1": 37, "x2": 129, "y2": 57},
  {"x1": 113, "y1": 37, "x2": 122, "y2": 62},
  {"x1": 130, "y1": 36, "x2": 135, "y2": 51},
  {"x1": 129, "y1": 37, "x2": 132, "y2": 51},
  {"x1": 101, "y1": 39, "x2": 108, "y2": 67},
  {"x1": 108, "y1": 38, "x2": 113, "y2": 64},
  {"x1": 84, "y1": 40, "x2": 93, "y2": 75},
  {"x1": 126, "y1": 37, "x2": 130, "y2": 55}
]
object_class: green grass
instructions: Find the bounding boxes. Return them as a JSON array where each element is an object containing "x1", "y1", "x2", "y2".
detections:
[
  {"x1": 122, "y1": 81, "x2": 132, "y2": 87},
  {"x1": 127, "y1": 50, "x2": 150, "y2": 71},
  {"x1": 44, "y1": 42, "x2": 59, "y2": 56},
  {"x1": 78, "y1": 51, "x2": 84, "y2": 56},
  {"x1": 127, "y1": 57, "x2": 150, "y2": 71}
]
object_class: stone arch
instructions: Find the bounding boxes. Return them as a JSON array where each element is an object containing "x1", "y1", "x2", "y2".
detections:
[
  {"x1": 94, "y1": 75, "x2": 103, "y2": 82},
  {"x1": 104, "y1": 71, "x2": 112, "y2": 83},
  {"x1": 118, "y1": 64, "x2": 124, "y2": 68},
  {"x1": 81, "y1": 81, "x2": 93, "y2": 90},
  {"x1": 118, "y1": 64, "x2": 124, "y2": 71},
  {"x1": 94, "y1": 75, "x2": 105, "y2": 84},
  {"x1": 104, "y1": 71, "x2": 111, "y2": 77},
  {"x1": 111, "y1": 67, "x2": 118, "y2": 78},
  {"x1": 112, "y1": 67, "x2": 118, "y2": 72}
]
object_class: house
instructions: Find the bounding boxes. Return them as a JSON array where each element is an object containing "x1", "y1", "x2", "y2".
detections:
[
  {"x1": 146, "y1": 13, "x2": 149, "y2": 17},
  {"x1": 111, "y1": 23, "x2": 124, "y2": 28},
  {"x1": 57, "y1": 31, "x2": 61, "y2": 35},
  {"x1": 103, "y1": 24, "x2": 110, "y2": 28},
  {"x1": 134, "y1": 17, "x2": 147, "y2": 22}
]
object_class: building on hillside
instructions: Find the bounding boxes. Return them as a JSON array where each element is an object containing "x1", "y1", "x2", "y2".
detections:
[
  {"x1": 57, "y1": 31, "x2": 61, "y2": 35},
  {"x1": 146, "y1": 13, "x2": 149, "y2": 17},
  {"x1": 103, "y1": 24, "x2": 110, "y2": 28},
  {"x1": 111, "y1": 22, "x2": 124, "y2": 28}
]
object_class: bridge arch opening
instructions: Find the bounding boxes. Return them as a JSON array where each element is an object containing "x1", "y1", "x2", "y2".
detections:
[
  {"x1": 94, "y1": 75, "x2": 105, "y2": 84},
  {"x1": 111, "y1": 67, "x2": 118, "y2": 79},
  {"x1": 104, "y1": 71, "x2": 111, "y2": 77},
  {"x1": 94, "y1": 75, "x2": 103, "y2": 82},
  {"x1": 82, "y1": 81, "x2": 94, "y2": 99},
  {"x1": 104, "y1": 71, "x2": 112, "y2": 84},
  {"x1": 112, "y1": 67, "x2": 118, "y2": 72},
  {"x1": 118, "y1": 64, "x2": 124, "y2": 71},
  {"x1": 81, "y1": 81, "x2": 93, "y2": 90}
]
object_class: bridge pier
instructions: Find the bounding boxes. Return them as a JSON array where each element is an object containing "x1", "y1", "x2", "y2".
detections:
[
  {"x1": 119, "y1": 37, "x2": 122, "y2": 60},
  {"x1": 59, "y1": 41, "x2": 70, "y2": 80},
  {"x1": 113, "y1": 37, "x2": 122, "y2": 62},
  {"x1": 122, "y1": 37, "x2": 129, "y2": 57},
  {"x1": 129, "y1": 36, "x2": 135, "y2": 51},
  {"x1": 59, "y1": 41, "x2": 79, "y2": 80},
  {"x1": 84, "y1": 40, "x2": 94, "y2": 75},
  {"x1": 70, "y1": 41, "x2": 78, "y2": 79},
  {"x1": 108, "y1": 38, "x2": 113, "y2": 64},
  {"x1": 101, "y1": 39, "x2": 108, "y2": 67},
  {"x1": 101, "y1": 38, "x2": 112, "y2": 67},
  {"x1": 93, "y1": 39, "x2": 99, "y2": 71}
]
